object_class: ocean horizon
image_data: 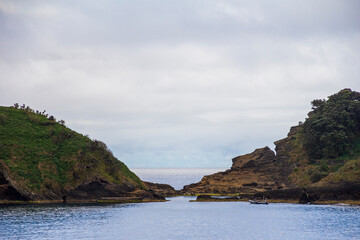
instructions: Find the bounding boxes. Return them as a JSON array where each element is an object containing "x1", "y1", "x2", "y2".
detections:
[{"x1": 131, "y1": 168, "x2": 226, "y2": 190}]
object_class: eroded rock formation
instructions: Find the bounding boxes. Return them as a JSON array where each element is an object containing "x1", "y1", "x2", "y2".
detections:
[
  {"x1": 182, "y1": 126, "x2": 360, "y2": 203},
  {"x1": 182, "y1": 127, "x2": 299, "y2": 194},
  {"x1": 143, "y1": 181, "x2": 179, "y2": 197},
  {"x1": 0, "y1": 160, "x2": 164, "y2": 203}
]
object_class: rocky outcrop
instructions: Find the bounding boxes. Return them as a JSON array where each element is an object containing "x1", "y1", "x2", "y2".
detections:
[
  {"x1": 64, "y1": 179, "x2": 165, "y2": 202},
  {"x1": 0, "y1": 161, "x2": 164, "y2": 203},
  {"x1": 193, "y1": 195, "x2": 241, "y2": 202},
  {"x1": 182, "y1": 128, "x2": 300, "y2": 195},
  {"x1": 182, "y1": 126, "x2": 360, "y2": 203},
  {"x1": 182, "y1": 146, "x2": 288, "y2": 194},
  {"x1": 306, "y1": 182, "x2": 360, "y2": 202},
  {"x1": 253, "y1": 182, "x2": 360, "y2": 203},
  {"x1": 0, "y1": 169, "x2": 29, "y2": 201},
  {"x1": 143, "y1": 181, "x2": 179, "y2": 197}
]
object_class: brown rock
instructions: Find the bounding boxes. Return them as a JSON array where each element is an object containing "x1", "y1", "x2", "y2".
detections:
[
  {"x1": 143, "y1": 181, "x2": 179, "y2": 197},
  {"x1": 182, "y1": 125, "x2": 360, "y2": 203},
  {"x1": 181, "y1": 127, "x2": 300, "y2": 196}
]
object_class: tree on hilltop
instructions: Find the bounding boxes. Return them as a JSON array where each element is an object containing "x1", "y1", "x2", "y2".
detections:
[{"x1": 302, "y1": 89, "x2": 360, "y2": 161}]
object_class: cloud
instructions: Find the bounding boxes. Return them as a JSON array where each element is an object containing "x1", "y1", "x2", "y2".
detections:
[
  {"x1": 0, "y1": 1, "x2": 59, "y2": 18},
  {"x1": 1, "y1": 0, "x2": 359, "y2": 167}
]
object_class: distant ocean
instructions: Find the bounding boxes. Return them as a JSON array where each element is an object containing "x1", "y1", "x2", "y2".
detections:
[{"x1": 131, "y1": 168, "x2": 226, "y2": 190}]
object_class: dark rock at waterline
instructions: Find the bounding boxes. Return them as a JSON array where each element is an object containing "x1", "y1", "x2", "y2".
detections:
[
  {"x1": 0, "y1": 165, "x2": 165, "y2": 203},
  {"x1": 196, "y1": 195, "x2": 212, "y2": 200},
  {"x1": 199, "y1": 195, "x2": 239, "y2": 200},
  {"x1": 65, "y1": 179, "x2": 135, "y2": 200},
  {"x1": 63, "y1": 179, "x2": 167, "y2": 202},
  {"x1": 143, "y1": 181, "x2": 179, "y2": 197},
  {"x1": 307, "y1": 182, "x2": 360, "y2": 202},
  {"x1": 253, "y1": 182, "x2": 360, "y2": 203},
  {"x1": 0, "y1": 170, "x2": 30, "y2": 201},
  {"x1": 194, "y1": 195, "x2": 241, "y2": 201}
]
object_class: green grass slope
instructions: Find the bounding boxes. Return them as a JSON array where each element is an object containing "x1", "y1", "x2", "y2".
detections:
[{"x1": 0, "y1": 106, "x2": 143, "y2": 199}]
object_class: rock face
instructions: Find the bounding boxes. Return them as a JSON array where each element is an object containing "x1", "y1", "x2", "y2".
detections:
[
  {"x1": 63, "y1": 179, "x2": 164, "y2": 202},
  {"x1": 182, "y1": 147, "x2": 288, "y2": 194},
  {"x1": 0, "y1": 156, "x2": 164, "y2": 204},
  {"x1": 143, "y1": 181, "x2": 179, "y2": 197},
  {"x1": 182, "y1": 126, "x2": 360, "y2": 203},
  {"x1": 252, "y1": 182, "x2": 360, "y2": 203},
  {"x1": 0, "y1": 169, "x2": 29, "y2": 201},
  {"x1": 182, "y1": 127, "x2": 299, "y2": 194}
]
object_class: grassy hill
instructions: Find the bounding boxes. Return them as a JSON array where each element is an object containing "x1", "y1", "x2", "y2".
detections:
[{"x1": 0, "y1": 105, "x2": 144, "y2": 201}]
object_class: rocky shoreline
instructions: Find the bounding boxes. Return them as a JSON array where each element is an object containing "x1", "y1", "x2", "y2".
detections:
[
  {"x1": 0, "y1": 160, "x2": 166, "y2": 204},
  {"x1": 177, "y1": 126, "x2": 360, "y2": 204}
]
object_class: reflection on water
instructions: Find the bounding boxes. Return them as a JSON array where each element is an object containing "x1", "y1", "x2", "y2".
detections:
[
  {"x1": 0, "y1": 203, "x2": 129, "y2": 239},
  {"x1": 1, "y1": 169, "x2": 360, "y2": 240},
  {"x1": 1, "y1": 197, "x2": 360, "y2": 240}
]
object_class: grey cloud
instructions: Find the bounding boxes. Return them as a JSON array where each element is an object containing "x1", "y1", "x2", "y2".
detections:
[{"x1": 0, "y1": 0, "x2": 359, "y2": 167}]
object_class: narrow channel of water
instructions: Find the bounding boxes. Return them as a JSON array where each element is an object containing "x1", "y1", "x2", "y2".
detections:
[{"x1": 1, "y1": 169, "x2": 359, "y2": 240}]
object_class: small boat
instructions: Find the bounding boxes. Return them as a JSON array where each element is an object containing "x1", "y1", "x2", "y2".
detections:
[{"x1": 249, "y1": 198, "x2": 269, "y2": 204}]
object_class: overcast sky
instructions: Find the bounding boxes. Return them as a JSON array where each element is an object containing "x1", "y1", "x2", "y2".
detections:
[{"x1": 1, "y1": 0, "x2": 359, "y2": 168}]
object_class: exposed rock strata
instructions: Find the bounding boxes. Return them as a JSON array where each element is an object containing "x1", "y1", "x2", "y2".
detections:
[
  {"x1": 182, "y1": 127, "x2": 300, "y2": 194},
  {"x1": 182, "y1": 146, "x2": 288, "y2": 194},
  {"x1": 182, "y1": 126, "x2": 360, "y2": 203}
]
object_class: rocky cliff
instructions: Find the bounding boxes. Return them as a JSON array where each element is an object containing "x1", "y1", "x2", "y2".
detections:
[
  {"x1": 183, "y1": 89, "x2": 360, "y2": 203},
  {"x1": 182, "y1": 127, "x2": 299, "y2": 195},
  {"x1": 0, "y1": 106, "x2": 163, "y2": 203},
  {"x1": 183, "y1": 125, "x2": 360, "y2": 203}
]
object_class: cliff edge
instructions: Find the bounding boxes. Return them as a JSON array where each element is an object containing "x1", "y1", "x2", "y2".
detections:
[
  {"x1": 182, "y1": 127, "x2": 298, "y2": 195},
  {"x1": 183, "y1": 89, "x2": 360, "y2": 203}
]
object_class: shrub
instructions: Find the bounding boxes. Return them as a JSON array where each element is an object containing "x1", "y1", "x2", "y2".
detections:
[
  {"x1": 302, "y1": 89, "x2": 360, "y2": 161},
  {"x1": 0, "y1": 113, "x2": 7, "y2": 124}
]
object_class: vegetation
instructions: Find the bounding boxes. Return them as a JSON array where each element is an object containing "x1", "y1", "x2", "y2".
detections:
[
  {"x1": 302, "y1": 89, "x2": 360, "y2": 161},
  {"x1": 2, "y1": 89, "x2": 359, "y2": 196},
  {"x1": 0, "y1": 105, "x2": 143, "y2": 194},
  {"x1": 289, "y1": 89, "x2": 360, "y2": 186}
]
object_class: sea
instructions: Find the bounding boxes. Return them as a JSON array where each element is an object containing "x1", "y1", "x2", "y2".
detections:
[{"x1": 1, "y1": 168, "x2": 359, "y2": 240}]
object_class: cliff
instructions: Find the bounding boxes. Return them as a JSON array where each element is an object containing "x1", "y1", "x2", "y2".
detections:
[
  {"x1": 182, "y1": 127, "x2": 299, "y2": 195},
  {"x1": 0, "y1": 106, "x2": 163, "y2": 203},
  {"x1": 183, "y1": 89, "x2": 360, "y2": 203}
]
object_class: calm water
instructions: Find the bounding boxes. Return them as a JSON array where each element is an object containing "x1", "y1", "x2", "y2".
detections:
[{"x1": 1, "y1": 169, "x2": 360, "y2": 240}]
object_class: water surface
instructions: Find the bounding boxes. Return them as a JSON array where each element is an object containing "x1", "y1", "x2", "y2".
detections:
[{"x1": 1, "y1": 169, "x2": 359, "y2": 240}]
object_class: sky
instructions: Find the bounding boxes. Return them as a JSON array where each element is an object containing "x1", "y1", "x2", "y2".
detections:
[{"x1": 0, "y1": 0, "x2": 359, "y2": 168}]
